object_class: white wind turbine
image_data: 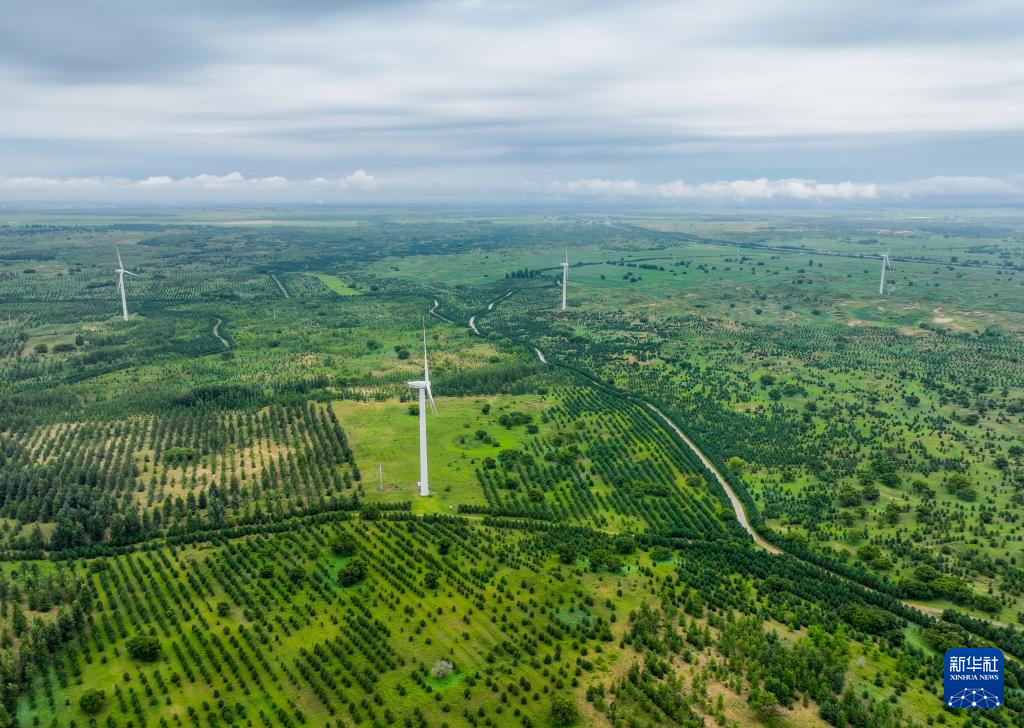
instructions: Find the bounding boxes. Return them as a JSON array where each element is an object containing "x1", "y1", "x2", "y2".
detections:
[
  {"x1": 878, "y1": 250, "x2": 893, "y2": 295},
  {"x1": 114, "y1": 247, "x2": 138, "y2": 321},
  {"x1": 559, "y1": 244, "x2": 569, "y2": 311},
  {"x1": 407, "y1": 324, "x2": 436, "y2": 496}
]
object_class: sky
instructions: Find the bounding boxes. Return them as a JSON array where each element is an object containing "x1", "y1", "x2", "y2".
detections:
[{"x1": 1, "y1": 0, "x2": 1023, "y2": 205}]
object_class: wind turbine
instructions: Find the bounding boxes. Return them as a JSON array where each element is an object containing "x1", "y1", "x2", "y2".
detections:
[
  {"x1": 114, "y1": 247, "x2": 138, "y2": 321},
  {"x1": 879, "y1": 250, "x2": 893, "y2": 295},
  {"x1": 407, "y1": 324, "x2": 436, "y2": 496},
  {"x1": 560, "y1": 244, "x2": 569, "y2": 311}
]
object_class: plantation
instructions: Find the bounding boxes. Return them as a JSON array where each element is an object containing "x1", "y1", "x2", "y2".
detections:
[{"x1": 0, "y1": 209, "x2": 1023, "y2": 727}]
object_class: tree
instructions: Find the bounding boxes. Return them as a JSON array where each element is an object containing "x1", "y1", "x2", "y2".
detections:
[
  {"x1": 650, "y1": 546, "x2": 673, "y2": 563},
  {"x1": 126, "y1": 634, "x2": 161, "y2": 661},
  {"x1": 613, "y1": 534, "x2": 636, "y2": 555},
  {"x1": 423, "y1": 572, "x2": 439, "y2": 589},
  {"x1": 558, "y1": 544, "x2": 580, "y2": 565},
  {"x1": 331, "y1": 532, "x2": 358, "y2": 556},
  {"x1": 837, "y1": 485, "x2": 860, "y2": 507},
  {"x1": 856, "y1": 544, "x2": 881, "y2": 563},
  {"x1": 749, "y1": 686, "x2": 780, "y2": 717},
  {"x1": 726, "y1": 456, "x2": 746, "y2": 473},
  {"x1": 339, "y1": 558, "x2": 367, "y2": 586},
  {"x1": 550, "y1": 695, "x2": 579, "y2": 727},
  {"x1": 430, "y1": 660, "x2": 454, "y2": 679},
  {"x1": 79, "y1": 688, "x2": 106, "y2": 715},
  {"x1": 946, "y1": 473, "x2": 976, "y2": 501}
]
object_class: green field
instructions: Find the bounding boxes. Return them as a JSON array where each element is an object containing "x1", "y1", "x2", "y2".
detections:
[
  {"x1": 1, "y1": 209, "x2": 1023, "y2": 728},
  {"x1": 315, "y1": 273, "x2": 362, "y2": 296}
]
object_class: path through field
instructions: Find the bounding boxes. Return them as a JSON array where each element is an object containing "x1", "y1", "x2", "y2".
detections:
[
  {"x1": 428, "y1": 298, "x2": 456, "y2": 325},
  {"x1": 270, "y1": 274, "x2": 290, "y2": 298},
  {"x1": 645, "y1": 403, "x2": 780, "y2": 554},
  {"x1": 212, "y1": 318, "x2": 230, "y2": 349},
  {"x1": 469, "y1": 282, "x2": 1020, "y2": 639}
]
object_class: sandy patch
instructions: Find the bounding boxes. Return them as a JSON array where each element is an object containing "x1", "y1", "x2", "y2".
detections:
[
  {"x1": 933, "y1": 316, "x2": 953, "y2": 324},
  {"x1": 899, "y1": 326, "x2": 928, "y2": 337}
]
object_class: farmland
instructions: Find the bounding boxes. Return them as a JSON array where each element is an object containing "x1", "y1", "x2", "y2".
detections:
[{"x1": 0, "y1": 209, "x2": 1023, "y2": 728}]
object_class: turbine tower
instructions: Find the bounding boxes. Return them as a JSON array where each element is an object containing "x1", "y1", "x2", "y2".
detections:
[
  {"x1": 878, "y1": 250, "x2": 893, "y2": 295},
  {"x1": 560, "y1": 244, "x2": 569, "y2": 311},
  {"x1": 114, "y1": 247, "x2": 138, "y2": 321},
  {"x1": 407, "y1": 325, "x2": 436, "y2": 496}
]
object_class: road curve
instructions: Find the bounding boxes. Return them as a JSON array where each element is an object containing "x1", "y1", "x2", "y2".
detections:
[
  {"x1": 645, "y1": 402, "x2": 781, "y2": 554},
  {"x1": 533, "y1": 347, "x2": 547, "y2": 364},
  {"x1": 468, "y1": 315, "x2": 479, "y2": 335},
  {"x1": 429, "y1": 299, "x2": 457, "y2": 325},
  {"x1": 212, "y1": 318, "x2": 230, "y2": 349}
]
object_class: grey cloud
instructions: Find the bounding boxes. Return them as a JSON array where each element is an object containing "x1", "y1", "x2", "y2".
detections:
[
  {"x1": 0, "y1": 0, "x2": 412, "y2": 81},
  {"x1": 725, "y1": 0, "x2": 1024, "y2": 47},
  {"x1": 0, "y1": 0, "x2": 1021, "y2": 190}
]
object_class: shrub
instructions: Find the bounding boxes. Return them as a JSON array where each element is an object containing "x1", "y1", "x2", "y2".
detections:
[
  {"x1": 550, "y1": 695, "x2": 579, "y2": 727},
  {"x1": 79, "y1": 688, "x2": 106, "y2": 715},
  {"x1": 125, "y1": 635, "x2": 161, "y2": 662},
  {"x1": 339, "y1": 558, "x2": 367, "y2": 586},
  {"x1": 331, "y1": 533, "x2": 358, "y2": 556},
  {"x1": 650, "y1": 546, "x2": 673, "y2": 563},
  {"x1": 430, "y1": 660, "x2": 455, "y2": 679}
]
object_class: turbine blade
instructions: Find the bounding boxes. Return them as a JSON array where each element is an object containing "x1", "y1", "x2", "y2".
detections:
[
  {"x1": 422, "y1": 326, "x2": 429, "y2": 381},
  {"x1": 123, "y1": 270, "x2": 138, "y2": 276},
  {"x1": 116, "y1": 247, "x2": 123, "y2": 269},
  {"x1": 426, "y1": 382, "x2": 437, "y2": 414}
]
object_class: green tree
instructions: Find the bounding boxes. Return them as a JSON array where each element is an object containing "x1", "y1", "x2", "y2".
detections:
[
  {"x1": 331, "y1": 532, "x2": 358, "y2": 556},
  {"x1": 79, "y1": 688, "x2": 106, "y2": 715},
  {"x1": 126, "y1": 634, "x2": 161, "y2": 662},
  {"x1": 340, "y1": 558, "x2": 367, "y2": 586},
  {"x1": 550, "y1": 695, "x2": 579, "y2": 727}
]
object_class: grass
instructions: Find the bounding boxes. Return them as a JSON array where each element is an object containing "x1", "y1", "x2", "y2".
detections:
[
  {"x1": 313, "y1": 272, "x2": 362, "y2": 296},
  {"x1": 333, "y1": 394, "x2": 549, "y2": 514}
]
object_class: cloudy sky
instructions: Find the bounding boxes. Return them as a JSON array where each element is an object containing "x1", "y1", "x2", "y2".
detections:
[{"x1": 2, "y1": 0, "x2": 1023, "y2": 204}]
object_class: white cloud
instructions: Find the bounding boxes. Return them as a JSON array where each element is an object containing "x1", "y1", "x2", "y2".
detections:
[
  {"x1": 539, "y1": 177, "x2": 881, "y2": 201},
  {"x1": 1, "y1": 171, "x2": 1021, "y2": 205},
  {"x1": 0, "y1": 170, "x2": 379, "y2": 200}
]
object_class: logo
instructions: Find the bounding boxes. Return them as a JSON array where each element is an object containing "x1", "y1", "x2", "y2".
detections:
[{"x1": 944, "y1": 648, "x2": 1004, "y2": 708}]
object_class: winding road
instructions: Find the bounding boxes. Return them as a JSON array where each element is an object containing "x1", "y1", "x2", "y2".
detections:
[
  {"x1": 212, "y1": 318, "x2": 230, "y2": 349},
  {"x1": 645, "y1": 403, "x2": 779, "y2": 553},
  {"x1": 463, "y1": 285, "x2": 1017, "y2": 641},
  {"x1": 429, "y1": 299, "x2": 457, "y2": 325}
]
